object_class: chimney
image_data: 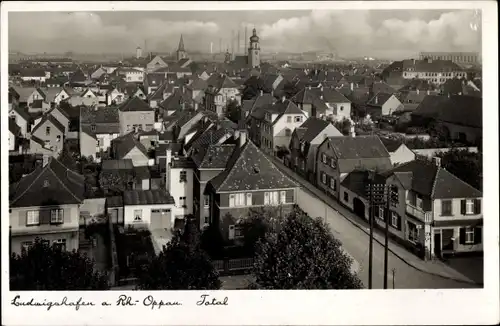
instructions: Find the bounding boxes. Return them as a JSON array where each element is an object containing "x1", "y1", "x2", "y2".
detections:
[
  {"x1": 350, "y1": 82, "x2": 354, "y2": 91},
  {"x1": 42, "y1": 155, "x2": 50, "y2": 167}
]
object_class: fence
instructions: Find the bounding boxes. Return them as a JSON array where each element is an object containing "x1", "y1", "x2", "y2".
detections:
[{"x1": 213, "y1": 258, "x2": 255, "y2": 275}]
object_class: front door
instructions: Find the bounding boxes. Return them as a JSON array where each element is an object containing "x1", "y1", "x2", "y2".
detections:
[
  {"x1": 442, "y1": 229, "x2": 455, "y2": 251},
  {"x1": 434, "y1": 232, "x2": 442, "y2": 258}
]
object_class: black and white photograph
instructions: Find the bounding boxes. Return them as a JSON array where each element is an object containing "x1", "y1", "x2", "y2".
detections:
[{"x1": 1, "y1": 1, "x2": 498, "y2": 325}]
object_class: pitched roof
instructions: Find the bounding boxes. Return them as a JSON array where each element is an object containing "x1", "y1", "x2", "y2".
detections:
[
  {"x1": 327, "y1": 136, "x2": 391, "y2": 159},
  {"x1": 31, "y1": 114, "x2": 66, "y2": 134},
  {"x1": 80, "y1": 106, "x2": 119, "y2": 125},
  {"x1": 9, "y1": 118, "x2": 21, "y2": 136},
  {"x1": 112, "y1": 132, "x2": 149, "y2": 159},
  {"x1": 20, "y1": 68, "x2": 46, "y2": 77},
  {"x1": 379, "y1": 137, "x2": 404, "y2": 152},
  {"x1": 366, "y1": 92, "x2": 395, "y2": 107},
  {"x1": 123, "y1": 189, "x2": 175, "y2": 206},
  {"x1": 383, "y1": 159, "x2": 482, "y2": 199},
  {"x1": 10, "y1": 157, "x2": 85, "y2": 207},
  {"x1": 159, "y1": 88, "x2": 193, "y2": 111},
  {"x1": 291, "y1": 88, "x2": 329, "y2": 112},
  {"x1": 242, "y1": 93, "x2": 276, "y2": 115},
  {"x1": 188, "y1": 77, "x2": 208, "y2": 91},
  {"x1": 11, "y1": 105, "x2": 32, "y2": 122},
  {"x1": 298, "y1": 117, "x2": 340, "y2": 143},
  {"x1": 101, "y1": 159, "x2": 134, "y2": 170},
  {"x1": 312, "y1": 87, "x2": 351, "y2": 104},
  {"x1": 192, "y1": 144, "x2": 235, "y2": 169},
  {"x1": 412, "y1": 95, "x2": 482, "y2": 128},
  {"x1": 209, "y1": 140, "x2": 298, "y2": 192},
  {"x1": 118, "y1": 96, "x2": 152, "y2": 112}
]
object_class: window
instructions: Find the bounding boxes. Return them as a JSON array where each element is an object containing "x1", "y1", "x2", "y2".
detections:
[
  {"x1": 465, "y1": 199, "x2": 474, "y2": 214},
  {"x1": 91, "y1": 125, "x2": 96, "y2": 132},
  {"x1": 416, "y1": 194, "x2": 423, "y2": 209},
  {"x1": 246, "y1": 193, "x2": 253, "y2": 206},
  {"x1": 280, "y1": 191, "x2": 286, "y2": 204},
  {"x1": 294, "y1": 116, "x2": 302, "y2": 122},
  {"x1": 408, "y1": 222, "x2": 419, "y2": 242},
  {"x1": 179, "y1": 171, "x2": 187, "y2": 182},
  {"x1": 322, "y1": 172, "x2": 327, "y2": 184},
  {"x1": 229, "y1": 193, "x2": 245, "y2": 207},
  {"x1": 27, "y1": 211, "x2": 39, "y2": 226},
  {"x1": 330, "y1": 158, "x2": 336, "y2": 168},
  {"x1": 330, "y1": 178, "x2": 336, "y2": 190},
  {"x1": 264, "y1": 191, "x2": 280, "y2": 205},
  {"x1": 391, "y1": 212, "x2": 399, "y2": 228},
  {"x1": 343, "y1": 192, "x2": 349, "y2": 202},
  {"x1": 322, "y1": 153, "x2": 327, "y2": 163},
  {"x1": 50, "y1": 209, "x2": 64, "y2": 224},
  {"x1": 285, "y1": 129, "x2": 291, "y2": 136},
  {"x1": 134, "y1": 209, "x2": 142, "y2": 221},
  {"x1": 43, "y1": 180, "x2": 50, "y2": 187},
  {"x1": 45, "y1": 126, "x2": 51, "y2": 136},
  {"x1": 204, "y1": 216, "x2": 209, "y2": 224},
  {"x1": 53, "y1": 239, "x2": 67, "y2": 251},
  {"x1": 204, "y1": 195, "x2": 210, "y2": 207},
  {"x1": 441, "y1": 200, "x2": 452, "y2": 216},
  {"x1": 234, "y1": 225, "x2": 244, "y2": 238},
  {"x1": 56, "y1": 135, "x2": 61, "y2": 142},
  {"x1": 287, "y1": 116, "x2": 292, "y2": 123},
  {"x1": 340, "y1": 106, "x2": 344, "y2": 111},
  {"x1": 179, "y1": 197, "x2": 186, "y2": 207},
  {"x1": 464, "y1": 227, "x2": 474, "y2": 244},
  {"x1": 376, "y1": 207, "x2": 384, "y2": 220}
]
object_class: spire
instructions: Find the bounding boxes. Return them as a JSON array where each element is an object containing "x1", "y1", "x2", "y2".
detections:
[{"x1": 178, "y1": 34, "x2": 185, "y2": 52}]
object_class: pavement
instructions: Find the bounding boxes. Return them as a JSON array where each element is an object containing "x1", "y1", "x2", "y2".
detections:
[{"x1": 267, "y1": 155, "x2": 483, "y2": 289}]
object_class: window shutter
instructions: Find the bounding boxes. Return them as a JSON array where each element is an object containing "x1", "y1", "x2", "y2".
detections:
[
  {"x1": 459, "y1": 228, "x2": 466, "y2": 245},
  {"x1": 474, "y1": 227, "x2": 482, "y2": 245},
  {"x1": 474, "y1": 199, "x2": 481, "y2": 214},
  {"x1": 460, "y1": 200, "x2": 466, "y2": 214},
  {"x1": 397, "y1": 214, "x2": 402, "y2": 231}
]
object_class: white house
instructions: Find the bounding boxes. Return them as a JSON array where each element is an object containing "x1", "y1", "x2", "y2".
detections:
[
  {"x1": 167, "y1": 155, "x2": 196, "y2": 220},
  {"x1": 123, "y1": 189, "x2": 177, "y2": 230},
  {"x1": 260, "y1": 99, "x2": 309, "y2": 155}
]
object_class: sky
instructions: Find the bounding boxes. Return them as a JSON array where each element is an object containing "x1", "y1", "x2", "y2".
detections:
[{"x1": 8, "y1": 9, "x2": 482, "y2": 59}]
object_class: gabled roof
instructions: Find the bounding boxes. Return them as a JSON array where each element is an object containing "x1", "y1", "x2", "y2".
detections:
[
  {"x1": 312, "y1": 87, "x2": 351, "y2": 104},
  {"x1": 366, "y1": 92, "x2": 396, "y2": 107},
  {"x1": 327, "y1": 136, "x2": 391, "y2": 159},
  {"x1": 118, "y1": 96, "x2": 152, "y2": 112},
  {"x1": 379, "y1": 137, "x2": 404, "y2": 153},
  {"x1": 10, "y1": 105, "x2": 31, "y2": 122},
  {"x1": 9, "y1": 118, "x2": 21, "y2": 136},
  {"x1": 188, "y1": 77, "x2": 208, "y2": 91},
  {"x1": 112, "y1": 132, "x2": 149, "y2": 159},
  {"x1": 291, "y1": 88, "x2": 329, "y2": 112},
  {"x1": 80, "y1": 106, "x2": 119, "y2": 124},
  {"x1": 123, "y1": 189, "x2": 175, "y2": 206},
  {"x1": 31, "y1": 114, "x2": 66, "y2": 134},
  {"x1": 70, "y1": 68, "x2": 88, "y2": 83},
  {"x1": 101, "y1": 159, "x2": 134, "y2": 170},
  {"x1": 148, "y1": 82, "x2": 169, "y2": 101},
  {"x1": 242, "y1": 93, "x2": 276, "y2": 115},
  {"x1": 192, "y1": 144, "x2": 236, "y2": 169},
  {"x1": 10, "y1": 157, "x2": 85, "y2": 207},
  {"x1": 208, "y1": 140, "x2": 298, "y2": 192},
  {"x1": 382, "y1": 159, "x2": 482, "y2": 199},
  {"x1": 159, "y1": 88, "x2": 193, "y2": 111},
  {"x1": 412, "y1": 95, "x2": 482, "y2": 128},
  {"x1": 298, "y1": 117, "x2": 341, "y2": 143},
  {"x1": 371, "y1": 81, "x2": 396, "y2": 95}
]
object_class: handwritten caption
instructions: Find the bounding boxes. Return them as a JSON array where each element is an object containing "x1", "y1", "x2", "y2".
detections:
[{"x1": 11, "y1": 294, "x2": 228, "y2": 311}]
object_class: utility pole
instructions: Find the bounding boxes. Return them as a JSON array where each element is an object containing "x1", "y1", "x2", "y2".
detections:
[{"x1": 366, "y1": 178, "x2": 374, "y2": 290}]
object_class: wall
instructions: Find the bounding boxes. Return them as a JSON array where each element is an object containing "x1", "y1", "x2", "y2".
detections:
[
  {"x1": 326, "y1": 102, "x2": 351, "y2": 121},
  {"x1": 9, "y1": 110, "x2": 29, "y2": 136},
  {"x1": 123, "y1": 204, "x2": 176, "y2": 227},
  {"x1": 80, "y1": 131, "x2": 97, "y2": 160},
  {"x1": 118, "y1": 110, "x2": 155, "y2": 135},
  {"x1": 442, "y1": 122, "x2": 482, "y2": 144},
  {"x1": 433, "y1": 198, "x2": 482, "y2": 222},
  {"x1": 381, "y1": 95, "x2": 402, "y2": 116},
  {"x1": 10, "y1": 204, "x2": 80, "y2": 235},
  {"x1": 11, "y1": 231, "x2": 78, "y2": 255},
  {"x1": 169, "y1": 166, "x2": 194, "y2": 216},
  {"x1": 272, "y1": 113, "x2": 307, "y2": 149},
  {"x1": 32, "y1": 119, "x2": 64, "y2": 155},
  {"x1": 123, "y1": 147, "x2": 149, "y2": 167},
  {"x1": 50, "y1": 109, "x2": 70, "y2": 136},
  {"x1": 390, "y1": 144, "x2": 416, "y2": 165},
  {"x1": 97, "y1": 132, "x2": 120, "y2": 152}
]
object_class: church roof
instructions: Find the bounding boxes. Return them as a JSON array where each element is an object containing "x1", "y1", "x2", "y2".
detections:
[{"x1": 177, "y1": 34, "x2": 185, "y2": 52}]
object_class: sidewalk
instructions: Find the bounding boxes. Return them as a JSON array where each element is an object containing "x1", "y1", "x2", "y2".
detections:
[{"x1": 269, "y1": 155, "x2": 481, "y2": 286}]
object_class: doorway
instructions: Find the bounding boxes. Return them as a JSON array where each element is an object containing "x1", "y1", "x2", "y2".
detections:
[{"x1": 434, "y1": 232, "x2": 442, "y2": 258}]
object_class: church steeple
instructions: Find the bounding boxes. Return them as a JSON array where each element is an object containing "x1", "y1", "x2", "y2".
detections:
[
  {"x1": 176, "y1": 34, "x2": 187, "y2": 61},
  {"x1": 248, "y1": 28, "x2": 260, "y2": 68}
]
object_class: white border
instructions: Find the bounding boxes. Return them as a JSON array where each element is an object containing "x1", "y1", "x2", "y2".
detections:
[{"x1": 1, "y1": 2, "x2": 498, "y2": 325}]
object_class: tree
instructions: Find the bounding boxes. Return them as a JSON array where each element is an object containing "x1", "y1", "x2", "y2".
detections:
[
  {"x1": 252, "y1": 208, "x2": 363, "y2": 289},
  {"x1": 99, "y1": 170, "x2": 135, "y2": 196},
  {"x1": 242, "y1": 76, "x2": 271, "y2": 100},
  {"x1": 241, "y1": 206, "x2": 286, "y2": 252},
  {"x1": 436, "y1": 149, "x2": 482, "y2": 191},
  {"x1": 10, "y1": 238, "x2": 109, "y2": 290},
  {"x1": 136, "y1": 219, "x2": 221, "y2": 290},
  {"x1": 333, "y1": 118, "x2": 352, "y2": 136},
  {"x1": 226, "y1": 99, "x2": 242, "y2": 123}
]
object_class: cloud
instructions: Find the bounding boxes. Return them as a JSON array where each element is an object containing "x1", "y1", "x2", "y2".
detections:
[{"x1": 8, "y1": 10, "x2": 481, "y2": 58}]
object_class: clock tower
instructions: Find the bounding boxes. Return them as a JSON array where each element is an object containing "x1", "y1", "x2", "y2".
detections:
[{"x1": 248, "y1": 28, "x2": 260, "y2": 68}]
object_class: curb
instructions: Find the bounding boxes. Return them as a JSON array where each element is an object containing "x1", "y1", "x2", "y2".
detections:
[{"x1": 271, "y1": 156, "x2": 483, "y2": 287}]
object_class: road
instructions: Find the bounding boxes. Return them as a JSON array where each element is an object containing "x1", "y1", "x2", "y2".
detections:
[{"x1": 264, "y1": 155, "x2": 479, "y2": 289}]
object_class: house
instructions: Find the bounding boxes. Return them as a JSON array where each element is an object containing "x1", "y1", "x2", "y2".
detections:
[
  {"x1": 147, "y1": 82, "x2": 169, "y2": 108},
  {"x1": 27, "y1": 88, "x2": 47, "y2": 107},
  {"x1": 146, "y1": 55, "x2": 169, "y2": 73},
  {"x1": 259, "y1": 99, "x2": 309, "y2": 155},
  {"x1": 120, "y1": 68, "x2": 144, "y2": 83},
  {"x1": 123, "y1": 189, "x2": 177, "y2": 230},
  {"x1": 106, "y1": 88, "x2": 126, "y2": 105},
  {"x1": 20, "y1": 68, "x2": 48, "y2": 83},
  {"x1": 378, "y1": 158, "x2": 483, "y2": 258},
  {"x1": 46, "y1": 106, "x2": 71, "y2": 136},
  {"x1": 80, "y1": 106, "x2": 121, "y2": 160},
  {"x1": 91, "y1": 67, "x2": 107, "y2": 80},
  {"x1": 111, "y1": 132, "x2": 150, "y2": 167},
  {"x1": 53, "y1": 88, "x2": 73, "y2": 105},
  {"x1": 186, "y1": 77, "x2": 208, "y2": 105},
  {"x1": 29, "y1": 99, "x2": 52, "y2": 113},
  {"x1": 123, "y1": 84, "x2": 147, "y2": 101},
  {"x1": 167, "y1": 156, "x2": 197, "y2": 219},
  {"x1": 316, "y1": 136, "x2": 393, "y2": 200},
  {"x1": 9, "y1": 87, "x2": 20, "y2": 111},
  {"x1": 9, "y1": 119, "x2": 22, "y2": 151},
  {"x1": 117, "y1": 96, "x2": 155, "y2": 135},
  {"x1": 290, "y1": 86, "x2": 330, "y2": 118},
  {"x1": 411, "y1": 95, "x2": 481, "y2": 145},
  {"x1": 312, "y1": 87, "x2": 352, "y2": 121},
  {"x1": 9, "y1": 157, "x2": 85, "y2": 255},
  {"x1": 382, "y1": 58, "x2": 467, "y2": 85},
  {"x1": 241, "y1": 92, "x2": 275, "y2": 118},
  {"x1": 204, "y1": 73, "x2": 241, "y2": 117},
  {"x1": 9, "y1": 105, "x2": 32, "y2": 137},
  {"x1": 205, "y1": 129, "x2": 299, "y2": 241},
  {"x1": 289, "y1": 117, "x2": 343, "y2": 182},
  {"x1": 30, "y1": 115, "x2": 65, "y2": 156},
  {"x1": 144, "y1": 73, "x2": 166, "y2": 95},
  {"x1": 380, "y1": 137, "x2": 416, "y2": 166},
  {"x1": 81, "y1": 88, "x2": 97, "y2": 99},
  {"x1": 106, "y1": 196, "x2": 124, "y2": 225},
  {"x1": 158, "y1": 87, "x2": 195, "y2": 118},
  {"x1": 365, "y1": 92, "x2": 403, "y2": 118}
]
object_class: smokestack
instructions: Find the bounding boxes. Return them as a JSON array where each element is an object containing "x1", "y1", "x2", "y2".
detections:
[
  {"x1": 210, "y1": 42, "x2": 213, "y2": 54},
  {"x1": 231, "y1": 30, "x2": 235, "y2": 55},
  {"x1": 245, "y1": 26, "x2": 248, "y2": 49},
  {"x1": 238, "y1": 29, "x2": 241, "y2": 54}
]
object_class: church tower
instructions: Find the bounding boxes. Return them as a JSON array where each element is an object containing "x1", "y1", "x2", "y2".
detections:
[
  {"x1": 248, "y1": 28, "x2": 260, "y2": 68},
  {"x1": 176, "y1": 34, "x2": 188, "y2": 61}
]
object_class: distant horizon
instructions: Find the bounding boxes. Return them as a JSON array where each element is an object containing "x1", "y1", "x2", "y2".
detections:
[{"x1": 9, "y1": 10, "x2": 482, "y2": 60}]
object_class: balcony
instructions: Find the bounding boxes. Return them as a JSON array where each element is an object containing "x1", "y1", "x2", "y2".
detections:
[{"x1": 406, "y1": 203, "x2": 432, "y2": 223}]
